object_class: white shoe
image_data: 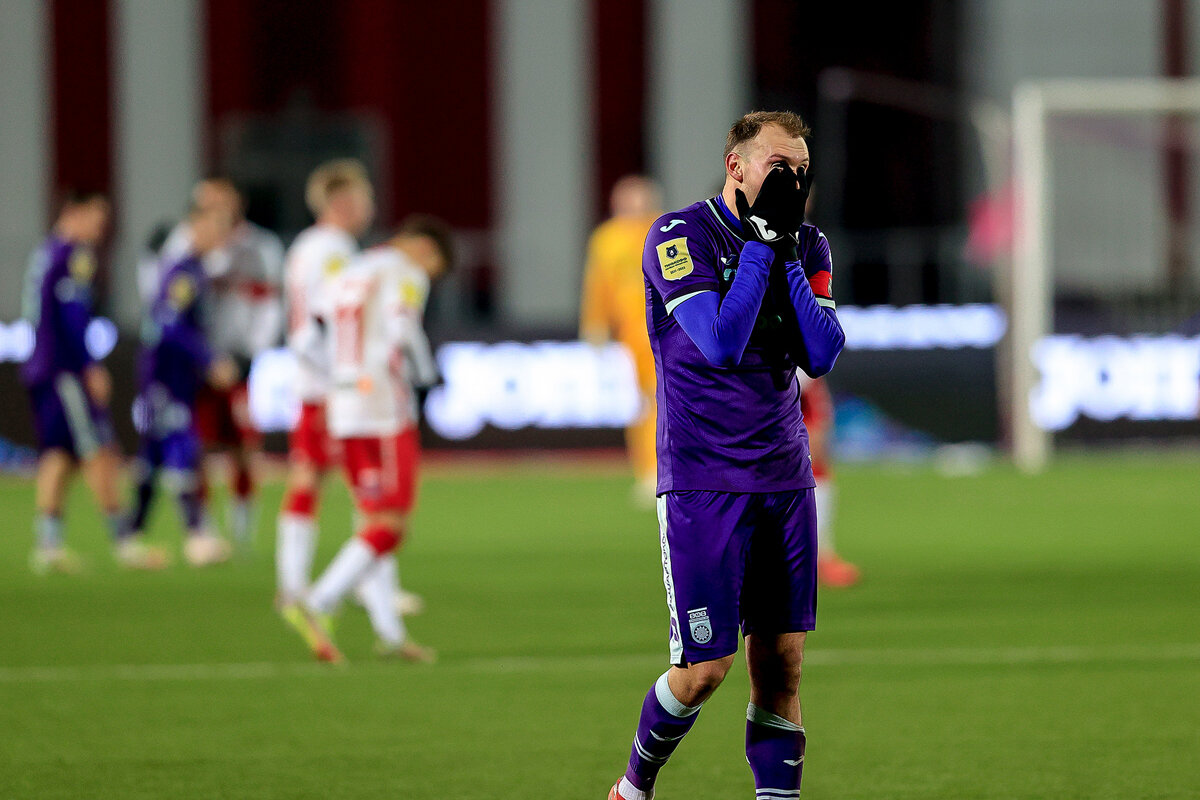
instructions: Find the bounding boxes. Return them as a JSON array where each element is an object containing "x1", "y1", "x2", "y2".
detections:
[
  {"x1": 29, "y1": 545, "x2": 84, "y2": 575},
  {"x1": 396, "y1": 589, "x2": 426, "y2": 617},
  {"x1": 184, "y1": 533, "x2": 232, "y2": 567},
  {"x1": 115, "y1": 538, "x2": 170, "y2": 570}
]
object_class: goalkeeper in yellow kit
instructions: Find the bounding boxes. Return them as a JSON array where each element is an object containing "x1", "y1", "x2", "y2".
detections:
[{"x1": 579, "y1": 176, "x2": 663, "y2": 504}]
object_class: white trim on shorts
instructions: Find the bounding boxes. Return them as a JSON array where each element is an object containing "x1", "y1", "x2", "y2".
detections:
[
  {"x1": 656, "y1": 495, "x2": 683, "y2": 665},
  {"x1": 55, "y1": 373, "x2": 100, "y2": 458}
]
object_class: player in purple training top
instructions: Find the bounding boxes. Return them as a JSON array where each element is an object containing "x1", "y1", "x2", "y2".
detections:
[
  {"x1": 125, "y1": 202, "x2": 240, "y2": 567},
  {"x1": 20, "y1": 190, "x2": 167, "y2": 574},
  {"x1": 608, "y1": 111, "x2": 845, "y2": 800}
]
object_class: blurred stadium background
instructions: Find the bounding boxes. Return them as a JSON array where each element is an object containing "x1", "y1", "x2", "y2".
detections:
[{"x1": 1, "y1": 1, "x2": 1198, "y2": 798}]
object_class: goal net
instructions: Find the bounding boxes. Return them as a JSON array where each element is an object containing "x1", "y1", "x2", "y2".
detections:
[{"x1": 1009, "y1": 78, "x2": 1200, "y2": 471}]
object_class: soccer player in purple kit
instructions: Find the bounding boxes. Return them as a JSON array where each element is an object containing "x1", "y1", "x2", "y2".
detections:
[
  {"x1": 608, "y1": 111, "x2": 844, "y2": 800},
  {"x1": 125, "y1": 202, "x2": 240, "y2": 567},
  {"x1": 21, "y1": 190, "x2": 167, "y2": 573}
]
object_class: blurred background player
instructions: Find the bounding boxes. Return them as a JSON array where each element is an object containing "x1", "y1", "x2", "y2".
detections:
[
  {"x1": 276, "y1": 160, "x2": 374, "y2": 611},
  {"x1": 157, "y1": 178, "x2": 285, "y2": 548},
  {"x1": 579, "y1": 176, "x2": 663, "y2": 506},
  {"x1": 799, "y1": 375, "x2": 861, "y2": 587},
  {"x1": 20, "y1": 190, "x2": 166, "y2": 573},
  {"x1": 288, "y1": 216, "x2": 452, "y2": 663},
  {"x1": 125, "y1": 202, "x2": 241, "y2": 567}
]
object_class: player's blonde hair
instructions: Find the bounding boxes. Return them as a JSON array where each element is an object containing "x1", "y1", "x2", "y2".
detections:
[
  {"x1": 305, "y1": 158, "x2": 371, "y2": 216},
  {"x1": 724, "y1": 111, "x2": 811, "y2": 158}
]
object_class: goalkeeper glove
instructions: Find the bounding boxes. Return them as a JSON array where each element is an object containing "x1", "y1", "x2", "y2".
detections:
[{"x1": 734, "y1": 164, "x2": 808, "y2": 263}]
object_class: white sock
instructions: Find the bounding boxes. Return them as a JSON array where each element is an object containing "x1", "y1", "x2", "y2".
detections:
[
  {"x1": 276, "y1": 513, "x2": 317, "y2": 604},
  {"x1": 358, "y1": 554, "x2": 406, "y2": 646},
  {"x1": 231, "y1": 500, "x2": 253, "y2": 544},
  {"x1": 308, "y1": 537, "x2": 377, "y2": 615},
  {"x1": 618, "y1": 777, "x2": 652, "y2": 800},
  {"x1": 815, "y1": 480, "x2": 835, "y2": 554}
]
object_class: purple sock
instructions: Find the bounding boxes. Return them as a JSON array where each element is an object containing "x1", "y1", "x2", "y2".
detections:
[
  {"x1": 746, "y1": 703, "x2": 806, "y2": 797},
  {"x1": 621, "y1": 672, "x2": 702, "y2": 797}
]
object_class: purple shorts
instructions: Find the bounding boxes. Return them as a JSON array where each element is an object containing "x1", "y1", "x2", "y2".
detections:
[
  {"x1": 657, "y1": 488, "x2": 818, "y2": 666},
  {"x1": 136, "y1": 429, "x2": 201, "y2": 473},
  {"x1": 27, "y1": 374, "x2": 114, "y2": 459}
]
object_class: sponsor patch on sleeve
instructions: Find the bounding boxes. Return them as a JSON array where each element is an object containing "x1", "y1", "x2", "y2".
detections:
[
  {"x1": 399, "y1": 279, "x2": 426, "y2": 311},
  {"x1": 324, "y1": 254, "x2": 347, "y2": 277},
  {"x1": 167, "y1": 274, "x2": 196, "y2": 310},
  {"x1": 68, "y1": 250, "x2": 96, "y2": 283},
  {"x1": 656, "y1": 237, "x2": 693, "y2": 281}
]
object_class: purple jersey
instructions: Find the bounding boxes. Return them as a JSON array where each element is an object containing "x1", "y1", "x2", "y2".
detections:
[
  {"x1": 643, "y1": 196, "x2": 836, "y2": 494},
  {"x1": 139, "y1": 254, "x2": 213, "y2": 417},
  {"x1": 20, "y1": 235, "x2": 98, "y2": 386}
]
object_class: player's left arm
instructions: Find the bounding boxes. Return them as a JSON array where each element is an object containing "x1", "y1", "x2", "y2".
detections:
[
  {"x1": 386, "y1": 268, "x2": 440, "y2": 390},
  {"x1": 780, "y1": 229, "x2": 844, "y2": 377}
]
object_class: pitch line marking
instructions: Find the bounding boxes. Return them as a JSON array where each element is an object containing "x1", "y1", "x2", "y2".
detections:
[{"x1": 0, "y1": 643, "x2": 1196, "y2": 684}]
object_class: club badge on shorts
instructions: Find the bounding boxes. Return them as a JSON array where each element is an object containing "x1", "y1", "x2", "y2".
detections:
[{"x1": 687, "y1": 607, "x2": 712, "y2": 644}]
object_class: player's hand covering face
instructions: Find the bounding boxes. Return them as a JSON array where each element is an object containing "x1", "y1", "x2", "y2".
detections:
[{"x1": 734, "y1": 165, "x2": 808, "y2": 262}]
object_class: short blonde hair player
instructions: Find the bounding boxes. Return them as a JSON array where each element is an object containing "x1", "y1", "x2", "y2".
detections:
[{"x1": 276, "y1": 159, "x2": 374, "y2": 623}]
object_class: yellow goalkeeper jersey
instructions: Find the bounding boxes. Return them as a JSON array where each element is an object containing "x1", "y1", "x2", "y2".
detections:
[{"x1": 579, "y1": 215, "x2": 658, "y2": 389}]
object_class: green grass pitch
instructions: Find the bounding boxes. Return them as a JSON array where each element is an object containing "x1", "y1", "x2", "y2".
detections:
[{"x1": 0, "y1": 454, "x2": 1197, "y2": 799}]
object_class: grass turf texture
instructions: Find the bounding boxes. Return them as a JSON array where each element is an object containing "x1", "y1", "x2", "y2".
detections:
[{"x1": 0, "y1": 454, "x2": 1197, "y2": 799}]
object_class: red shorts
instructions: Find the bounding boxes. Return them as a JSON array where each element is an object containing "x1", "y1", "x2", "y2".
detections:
[
  {"x1": 288, "y1": 402, "x2": 338, "y2": 469},
  {"x1": 195, "y1": 382, "x2": 260, "y2": 448},
  {"x1": 340, "y1": 428, "x2": 420, "y2": 514}
]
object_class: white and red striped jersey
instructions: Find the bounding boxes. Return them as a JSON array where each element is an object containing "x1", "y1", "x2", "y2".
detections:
[
  {"x1": 324, "y1": 247, "x2": 435, "y2": 439},
  {"x1": 284, "y1": 224, "x2": 357, "y2": 403}
]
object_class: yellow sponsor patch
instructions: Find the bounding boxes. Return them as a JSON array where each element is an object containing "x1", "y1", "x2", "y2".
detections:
[
  {"x1": 656, "y1": 237, "x2": 693, "y2": 281},
  {"x1": 167, "y1": 274, "x2": 196, "y2": 310},
  {"x1": 324, "y1": 254, "x2": 347, "y2": 277},
  {"x1": 69, "y1": 250, "x2": 96, "y2": 283},
  {"x1": 400, "y1": 279, "x2": 425, "y2": 310}
]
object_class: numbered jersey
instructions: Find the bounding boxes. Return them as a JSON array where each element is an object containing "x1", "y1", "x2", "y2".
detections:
[
  {"x1": 325, "y1": 248, "x2": 432, "y2": 439},
  {"x1": 284, "y1": 225, "x2": 357, "y2": 402}
]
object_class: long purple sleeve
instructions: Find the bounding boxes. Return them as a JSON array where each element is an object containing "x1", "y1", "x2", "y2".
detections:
[
  {"x1": 672, "y1": 241, "x2": 773, "y2": 367},
  {"x1": 781, "y1": 260, "x2": 845, "y2": 377}
]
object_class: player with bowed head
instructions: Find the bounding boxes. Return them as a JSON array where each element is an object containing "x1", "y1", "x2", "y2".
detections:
[
  {"x1": 286, "y1": 216, "x2": 453, "y2": 663},
  {"x1": 609, "y1": 111, "x2": 845, "y2": 800}
]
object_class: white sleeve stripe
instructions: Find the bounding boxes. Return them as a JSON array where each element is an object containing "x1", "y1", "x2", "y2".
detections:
[
  {"x1": 665, "y1": 289, "x2": 715, "y2": 315},
  {"x1": 816, "y1": 297, "x2": 836, "y2": 309}
]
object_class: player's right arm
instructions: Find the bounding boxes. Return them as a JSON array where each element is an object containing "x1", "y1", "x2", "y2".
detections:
[{"x1": 643, "y1": 219, "x2": 772, "y2": 367}]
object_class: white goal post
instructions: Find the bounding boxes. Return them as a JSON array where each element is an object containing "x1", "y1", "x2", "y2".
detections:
[{"x1": 1010, "y1": 77, "x2": 1200, "y2": 472}]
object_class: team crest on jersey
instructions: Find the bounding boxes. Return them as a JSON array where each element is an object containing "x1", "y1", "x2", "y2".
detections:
[
  {"x1": 167, "y1": 274, "x2": 196, "y2": 310},
  {"x1": 687, "y1": 607, "x2": 712, "y2": 644},
  {"x1": 324, "y1": 254, "x2": 347, "y2": 277},
  {"x1": 69, "y1": 250, "x2": 96, "y2": 283},
  {"x1": 657, "y1": 237, "x2": 693, "y2": 281}
]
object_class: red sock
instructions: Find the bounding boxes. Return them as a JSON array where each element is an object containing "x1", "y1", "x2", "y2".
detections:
[
  {"x1": 359, "y1": 524, "x2": 402, "y2": 555},
  {"x1": 282, "y1": 489, "x2": 316, "y2": 517}
]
